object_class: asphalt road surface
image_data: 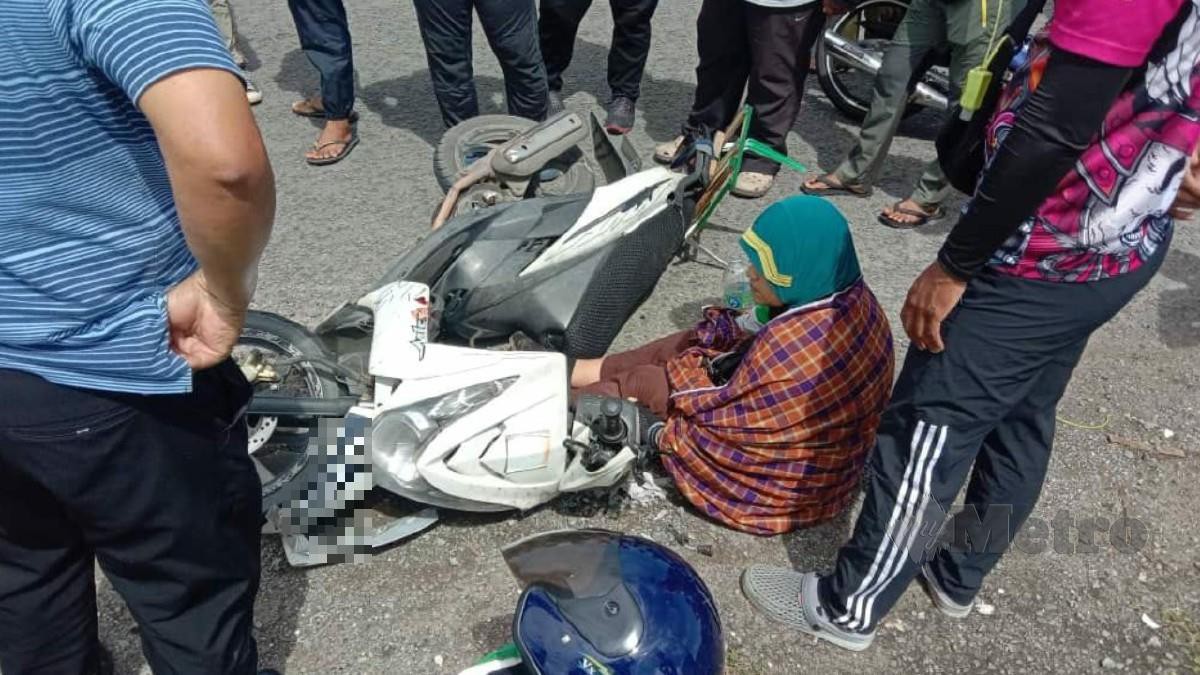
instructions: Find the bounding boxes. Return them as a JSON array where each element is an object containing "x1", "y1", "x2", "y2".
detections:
[{"x1": 94, "y1": 1, "x2": 1200, "y2": 673}]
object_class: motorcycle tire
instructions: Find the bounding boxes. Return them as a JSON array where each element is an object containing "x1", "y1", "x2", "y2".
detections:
[
  {"x1": 433, "y1": 114, "x2": 594, "y2": 197},
  {"x1": 816, "y1": 0, "x2": 922, "y2": 124},
  {"x1": 235, "y1": 311, "x2": 347, "y2": 512}
]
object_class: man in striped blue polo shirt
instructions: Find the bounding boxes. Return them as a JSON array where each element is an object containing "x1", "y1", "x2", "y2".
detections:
[{"x1": 0, "y1": 1, "x2": 276, "y2": 673}]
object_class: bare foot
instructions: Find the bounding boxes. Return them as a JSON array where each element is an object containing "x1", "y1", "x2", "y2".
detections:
[{"x1": 305, "y1": 119, "x2": 354, "y2": 163}]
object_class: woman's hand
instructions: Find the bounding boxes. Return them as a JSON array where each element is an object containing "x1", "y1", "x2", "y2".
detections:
[{"x1": 900, "y1": 262, "x2": 967, "y2": 353}]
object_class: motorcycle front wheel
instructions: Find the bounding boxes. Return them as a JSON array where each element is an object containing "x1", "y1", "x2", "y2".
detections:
[
  {"x1": 234, "y1": 311, "x2": 347, "y2": 509},
  {"x1": 816, "y1": 0, "x2": 921, "y2": 124}
]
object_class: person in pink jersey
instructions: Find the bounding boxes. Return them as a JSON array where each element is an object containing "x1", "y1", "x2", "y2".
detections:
[{"x1": 739, "y1": 0, "x2": 1200, "y2": 651}]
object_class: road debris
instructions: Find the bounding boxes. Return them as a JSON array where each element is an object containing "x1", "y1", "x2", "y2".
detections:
[
  {"x1": 665, "y1": 525, "x2": 716, "y2": 557},
  {"x1": 1143, "y1": 613, "x2": 1162, "y2": 630},
  {"x1": 1162, "y1": 428, "x2": 1176, "y2": 440},
  {"x1": 977, "y1": 602, "x2": 996, "y2": 616},
  {"x1": 1106, "y1": 433, "x2": 1151, "y2": 454}
]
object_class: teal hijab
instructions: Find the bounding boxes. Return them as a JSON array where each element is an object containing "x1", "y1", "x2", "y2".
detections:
[{"x1": 739, "y1": 195, "x2": 862, "y2": 307}]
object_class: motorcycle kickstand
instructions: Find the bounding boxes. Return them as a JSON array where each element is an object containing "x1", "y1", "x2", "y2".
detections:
[{"x1": 680, "y1": 234, "x2": 728, "y2": 269}]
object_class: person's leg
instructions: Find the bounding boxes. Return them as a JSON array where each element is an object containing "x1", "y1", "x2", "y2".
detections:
[
  {"x1": 210, "y1": 0, "x2": 247, "y2": 67},
  {"x1": 0, "y1": 364, "x2": 261, "y2": 673},
  {"x1": 476, "y1": 0, "x2": 550, "y2": 121},
  {"x1": 824, "y1": 0, "x2": 944, "y2": 189},
  {"x1": 0, "y1": 388, "x2": 103, "y2": 673},
  {"x1": 815, "y1": 245, "x2": 1173, "y2": 635},
  {"x1": 538, "y1": 0, "x2": 592, "y2": 94},
  {"x1": 683, "y1": 0, "x2": 751, "y2": 135},
  {"x1": 895, "y1": 0, "x2": 1009, "y2": 218},
  {"x1": 606, "y1": 0, "x2": 659, "y2": 101},
  {"x1": 577, "y1": 365, "x2": 671, "y2": 418},
  {"x1": 925, "y1": 341, "x2": 1086, "y2": 604},
  {"x1": 413, "y1": 0, "x2": 478, "y2": 127},
  {"x1": 287, "y1": 0, "x2": 357, "y2": 162},
  {"x1": 99, "y1": 365, "x2": 261, "y2": 673},
  {"x1": 741, "y1": 3, "x2": 825, "y2": 176},
  {"x1": 0, "y1": 362, "x2": 261, "y2": 673},
  {"x1": 572, "y1": 329, "x2": 694, "y2": 388}
]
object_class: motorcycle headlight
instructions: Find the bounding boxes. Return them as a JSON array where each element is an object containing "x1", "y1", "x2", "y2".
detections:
[{"x1": 372, "y1": 378, "x2": 517, "y2": 509}]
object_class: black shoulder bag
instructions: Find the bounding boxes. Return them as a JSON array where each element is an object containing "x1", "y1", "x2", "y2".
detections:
[{"x1": 936, "y1": 0, "x2": 1048, "y2": 195}]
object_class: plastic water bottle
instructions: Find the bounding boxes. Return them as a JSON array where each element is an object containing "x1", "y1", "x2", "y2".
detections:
[
  {"x1": 722, "y1": 255, "x2": 770, "y2": 332},
  {"x1": 722, "y1": 263, "x2": 754, "y2": 312}
]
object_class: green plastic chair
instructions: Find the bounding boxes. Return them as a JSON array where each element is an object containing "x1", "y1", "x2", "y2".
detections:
[{"x1": 681, "y1": 105, "x2": 807, "y2": 266}]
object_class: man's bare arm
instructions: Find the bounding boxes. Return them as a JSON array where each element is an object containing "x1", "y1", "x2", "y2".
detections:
[{"x1": 139, "y1": 68, "x2": 275, "y2": 309}]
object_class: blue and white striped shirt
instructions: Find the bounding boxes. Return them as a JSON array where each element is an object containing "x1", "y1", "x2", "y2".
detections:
[{"x1": 0, "y1": 0, "x2": 240, "y2": 394}]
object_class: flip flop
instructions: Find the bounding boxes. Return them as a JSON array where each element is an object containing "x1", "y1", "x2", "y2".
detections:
[
  {"x1": 800, "y1": 175, "x2": 872, "y2": 198},
  {"x1": 291, "y1": 98, "x2": 359, "y2": 122},
  {"x1": 877, "y1": 201, "x2": 945, "y2": 229},
  {"x1": 305, "y1": 134, "x2": 360, "y2": 166}
]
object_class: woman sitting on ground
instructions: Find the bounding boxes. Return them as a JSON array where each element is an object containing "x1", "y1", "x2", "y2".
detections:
[{"x1": 572, "y1": 196, "x2": 895, "y2": 535}]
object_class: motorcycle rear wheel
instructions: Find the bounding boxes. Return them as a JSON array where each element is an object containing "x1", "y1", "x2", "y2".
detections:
[
  {"x1": 433, "y1": 114, "x2": 594, "y2": 197},
  {"x1": 817, "y1": 0, "x2": 921, "y2": 124},
  {"x1": 235, "y1": 311, "x2": 346, "y2": 510}
]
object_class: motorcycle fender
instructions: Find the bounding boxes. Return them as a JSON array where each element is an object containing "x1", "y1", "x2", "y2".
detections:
[{"x1": 366, "y1": 281, "x2": 433, "y2": 380}]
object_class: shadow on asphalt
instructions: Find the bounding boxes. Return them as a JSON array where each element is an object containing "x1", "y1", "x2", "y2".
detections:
[
  {"x1": 1157, "y1": 247, "x2": 1200, "y2": 349},
  {"x1": 782, "y1": 505, "x2": 856, "y2": 575}
]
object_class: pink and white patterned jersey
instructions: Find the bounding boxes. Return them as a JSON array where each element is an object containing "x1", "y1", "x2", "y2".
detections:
[{"x1": 986, "y1": 0, "x2": 1200, "y2": 282}]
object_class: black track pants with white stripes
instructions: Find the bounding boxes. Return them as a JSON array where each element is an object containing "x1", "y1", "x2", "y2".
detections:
[{"x1": 817, "y1": 241, "x2": 1169, "y2": 633}]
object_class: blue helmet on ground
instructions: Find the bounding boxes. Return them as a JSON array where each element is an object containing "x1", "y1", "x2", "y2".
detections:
[{"x1": 502, "y1": 529, "x2": 725, "y2": 675}]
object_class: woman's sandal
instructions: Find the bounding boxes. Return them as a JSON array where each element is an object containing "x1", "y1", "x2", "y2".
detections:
[
  {"x1": 291, "y1": 97, "x2": 359, "y2": 122},
  {"x1": 800, "y1": 174, "x2": 872, "y2": 198},
  {"x1": 877, "y1": 201, "x2": 945, "y2": 229},
  {"x1": 306, "y1": 135, "x2": 360, "y2": 166}
]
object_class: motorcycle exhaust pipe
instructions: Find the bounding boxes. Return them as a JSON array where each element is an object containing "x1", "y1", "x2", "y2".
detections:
[
  {"x1": 823, "y1": 31, "x2": 950, "y2": 111},
  {"x1": 248, "y1": 395, "x2": 360, "y2": 418}
]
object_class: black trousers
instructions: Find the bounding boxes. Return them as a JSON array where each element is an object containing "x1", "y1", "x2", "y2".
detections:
[
  {"x1": 287, "y1": 0, "x2": 356, "y2": 119},
  {"x1": 0, "y1": 361, "x2": 261, "y2": 675},
  {"x1": 413, "y1": 0, "x2": 548, "y2": 127},
  {"x1": 538, "y1": 0, "x2": 659, "y2": 101},
  {"x1": 817, "y1": 239, "x2": 1170, "y2": 633},
  {"x1": 684, "y1": 0, "x2": 824, "y2": 174}
]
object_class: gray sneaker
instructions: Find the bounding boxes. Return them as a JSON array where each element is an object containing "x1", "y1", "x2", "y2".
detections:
[
  {"x1": 547, "y1": 90, "x2": 565, "y2": 115},
  {"x1": 605, "y1": 96, "x2": 636, "y2": 134},
  {"x1": 740, "y1": 567, "x2": 876, "y2": 652},
  {"x1": 918, "y1": 562, "x2": 974, "y2": 618}
]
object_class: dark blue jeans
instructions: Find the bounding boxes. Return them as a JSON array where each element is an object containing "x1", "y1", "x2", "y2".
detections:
[
  {"x1": 287, "y1": 0, "x2": 356, "y2": 119},
  {"x1": 413, "y1": 0, "x2": 548, "y2": 127},
  {"x1": 0, "y1": 361, "x2": 261, "y2": 674}
]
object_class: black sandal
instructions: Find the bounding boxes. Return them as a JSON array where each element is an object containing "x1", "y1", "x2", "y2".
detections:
[{"x1": 877, "y1": 201, "x2": 945, "y2": 229}]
